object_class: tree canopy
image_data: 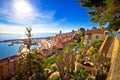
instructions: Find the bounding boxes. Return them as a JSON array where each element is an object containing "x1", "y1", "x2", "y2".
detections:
[
  {"x1": 12, "y1": 27, "x2": 46, "y2": 80},
  {"x1": 79, "y1": 0, "x2": 120, "y2": 31}
]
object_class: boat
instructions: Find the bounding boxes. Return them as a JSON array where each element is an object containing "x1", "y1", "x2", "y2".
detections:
[{"x1": 8, "y1": 43, "x2": 14, "y2": 46}]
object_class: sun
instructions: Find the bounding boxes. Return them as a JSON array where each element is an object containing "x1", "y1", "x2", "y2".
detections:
[{"x1": 13, "y1": 0, "x2": 33, "y2": 18}]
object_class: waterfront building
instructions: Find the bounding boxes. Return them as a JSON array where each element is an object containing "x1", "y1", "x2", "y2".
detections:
[{"x1": 0, "y1": 55, "x2": 19, "y2": 80}]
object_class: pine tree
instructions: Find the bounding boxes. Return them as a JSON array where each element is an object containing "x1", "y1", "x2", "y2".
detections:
[
  {"x1": 79, "y1": 0, "x2": 120, "y2": 31},
  {"x1": 11, "y1": 27, "x2": 45, "y2": 80}
]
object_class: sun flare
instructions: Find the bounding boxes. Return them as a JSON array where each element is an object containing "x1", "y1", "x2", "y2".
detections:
[{"x1": 13, "y1": 0, "x2": 33, "y2": 18}]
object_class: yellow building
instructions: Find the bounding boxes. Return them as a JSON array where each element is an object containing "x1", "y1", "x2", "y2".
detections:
[{"x1": 85, "y1": 29, "x2": 105, "y2": 46}]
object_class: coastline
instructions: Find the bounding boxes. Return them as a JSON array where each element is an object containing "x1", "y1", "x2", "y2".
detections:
[
  {"x1": 0, "y1": 30, "x2": 80, "y2": 59},
  {"x1": 0, "y1": 33, "x2": 57, "y2": 59}
]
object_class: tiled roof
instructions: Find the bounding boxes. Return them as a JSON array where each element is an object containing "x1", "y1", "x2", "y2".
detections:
[
  {"x1": 0, "y1": 55, "x2": 19, "y2": 64},
  {"x1": 85, "y1": 30, "x2": 104, "y2": 35},
  {"x1": 62, "y1": 40, "x2": 74, "y2": 45}
]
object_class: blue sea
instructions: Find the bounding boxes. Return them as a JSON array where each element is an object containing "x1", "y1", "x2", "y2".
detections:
[{"x1": 0, "y1": 33, "x2": 57, "y2": 59}]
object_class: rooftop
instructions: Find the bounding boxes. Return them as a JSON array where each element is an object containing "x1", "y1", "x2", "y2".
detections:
[
  {"x1": 85, "y1": 29, "x2": 104, "y2": 35},
  {"x1": 0, "y1": 55, "x2": 19, "y2": 64}
]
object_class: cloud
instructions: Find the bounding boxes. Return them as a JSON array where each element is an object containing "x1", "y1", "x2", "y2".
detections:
[
  {"x1": 0, "y1": 24, "x2": 25, "y2": 34},
  {"x1": 0, "y1": 22, "x2": 75, "y2": 34},
  {"x1": 0, "y1": 0, "x2": 75, "y2": 34},
  {"x1": 0, "y1": 0, "x2": 55, "y2": 25},
  {"x1": 0, "y1": 0, "x2": 91, "y2": 34}
]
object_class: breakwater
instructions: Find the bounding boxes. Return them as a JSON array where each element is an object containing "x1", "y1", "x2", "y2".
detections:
[{"x1": 0, "y1": 37, "x2": 51, "y2": 43}]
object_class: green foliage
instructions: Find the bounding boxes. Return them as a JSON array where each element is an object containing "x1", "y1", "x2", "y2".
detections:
[
  {"x1": 80, "y1": 36, "x2": 85, "y2": 46},
  {"x1": 90, "y1": 48, "x2": 98, "y2": 55},
  {"x1": 91, "y1": 40, "x2": 103, "y2": 49},
  {"x1": 89, "y1": 40, "x2": 105, "y2": 67},
  {"x1": 80, "y1": 28, "x2": 85, "y2": 36},
  {"x1": 11, "y1": 27, "x2": 46, "y2": 80},
  {"x1": 103, "y1": 62, "x2": 111, "y2": 74},
  {"x1": 78, "y1": 45, "x2": 87, "y2": 54},
  {"x1": 106, "y1": 16, "x2": 120, "y2": 31},
  {"x1": 73, "y1": 34, "x2": 85, "y2": 46},
  {"x1": 74, "y1": 33, "x2": 81, "y2": 43},
  {"x1": 49, "y1": 75, "x2": 60, "y2": 80},
  {"x1": 88, "y1": 78, "x2": 95, "y2": 80},
  {"x1": 79, "y1": 0, "x2": 120, "y2": 31},
  {"x1": 56, "y1": 46, "x2": 76, "y2": 80},
  {"x1": 51, "y1": 66, "x2": 57, "y2": 72},
  {"x1": 44, "y1": 55, "x2": 58, "y2": 68},
  {"x1": 72, "y1": 68, "x2": 89, "y2": 80},
  {"x1": 90, "y1": 52, "x2": 105, "y2": 68},
  {"x1": 66, "y1": 42, "x2": 78, "y2": 48},
  {"x1": 94, "y1": 62, "x2": 111, "y2": 80}
]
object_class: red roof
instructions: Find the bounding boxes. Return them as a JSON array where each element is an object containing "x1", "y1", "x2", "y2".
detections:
[
  {"x1": 0, "y1": 55, "x2": 19, "y2": 64},
  {"x1": 85, "y1": 30, "x2": 104, "y2": 35}
]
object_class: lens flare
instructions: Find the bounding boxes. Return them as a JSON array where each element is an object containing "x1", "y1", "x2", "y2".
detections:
[{"x1": 13, "y1": 0, "x2": 33, "y2": 18}]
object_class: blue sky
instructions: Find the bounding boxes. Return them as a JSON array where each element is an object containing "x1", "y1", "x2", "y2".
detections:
[{"x1": 0, "y1": 0, "x2": 99, "y2": 34}]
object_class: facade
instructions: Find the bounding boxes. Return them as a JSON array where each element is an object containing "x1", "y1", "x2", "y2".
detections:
[
  {"x1": 55, "y1": 30, "x2": 77, "y2": 48},
  {"x1": 0, "y1": 28, "x2": 82, "y2": 79},
  {"x1": 40, "y1": 29, "x2": 80, "y2": 56},
  {"x1": 0, "y1": 55, "x2": 19, "y2": 80},
  {"x1": 85, "y1": 29, "x2": 105, "y2": 46}
]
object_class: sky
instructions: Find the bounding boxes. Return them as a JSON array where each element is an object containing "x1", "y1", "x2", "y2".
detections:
[{"x1": 0, "y1": 0, "x2": 99, "y2": 34}]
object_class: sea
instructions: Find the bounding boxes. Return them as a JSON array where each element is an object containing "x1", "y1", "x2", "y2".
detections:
[{"x1": 0, "y1": 33, "x2": 57, "y2": 59}]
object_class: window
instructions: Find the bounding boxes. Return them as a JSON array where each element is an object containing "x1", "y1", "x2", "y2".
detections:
[
  {"x1": 88, "y1": 35, "x2": 92, "y2": 39},
  {"x1": 0, "y1": 66, "x2": 3, "y2": 74},
  {"x1": 10, "y1": 62, "x2": 15, "y2": 73},
  {"x1": 96, "y1": 35, "x2": 99, "y2": 39}
]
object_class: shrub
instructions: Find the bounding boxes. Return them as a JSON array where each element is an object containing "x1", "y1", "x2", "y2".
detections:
[{"x1": 91, "y1": 40, "x2": 103, "y2": 49}]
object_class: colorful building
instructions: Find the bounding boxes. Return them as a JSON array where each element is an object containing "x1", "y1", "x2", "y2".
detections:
[
  {"x1": 85, "y1": 29, "x2": 105, "y2": 46},
  {"x1": 0, "y1": 55, "x2": 19, "y2": 80},
  {"x1": 55, "y1": 30, "x2": 77, "y2": 48}
]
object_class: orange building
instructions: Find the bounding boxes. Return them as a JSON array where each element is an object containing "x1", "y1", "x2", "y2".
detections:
[
  {"x1": 55, "y1": 30, "x2": 77, "y2": 48},
  {"x1": 40, "y1": 29, "x2": 81, "y2": 56},
  {"x1": 0, "y1": 55, "x2": 19, "y2": 80}
]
